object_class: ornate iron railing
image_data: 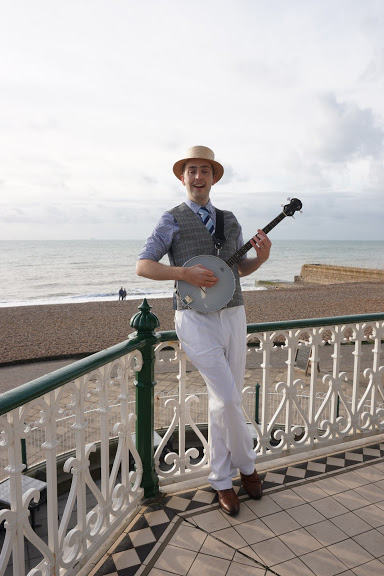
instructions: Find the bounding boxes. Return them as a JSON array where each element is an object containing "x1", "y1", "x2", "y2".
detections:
[{"x1": 0, "y1": 300, "x2": 383, "y2": 575}]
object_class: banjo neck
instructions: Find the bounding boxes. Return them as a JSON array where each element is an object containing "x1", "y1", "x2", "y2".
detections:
[{"x1": 225, "y1": 210, "x2": 288, "y2": 269}]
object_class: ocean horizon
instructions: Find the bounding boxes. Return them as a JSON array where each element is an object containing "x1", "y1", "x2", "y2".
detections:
[{"x1": 1, "y1": 239, "x2": 383, "y2": 308}]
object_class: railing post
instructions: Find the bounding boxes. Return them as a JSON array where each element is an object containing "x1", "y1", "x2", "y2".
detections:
[{"x1": 130, "y1": 299, "x2": 160, "y2": 498}]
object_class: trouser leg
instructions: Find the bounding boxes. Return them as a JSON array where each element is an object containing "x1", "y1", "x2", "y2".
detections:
[{"x1": 175, "y1": 306, "x2": 255, "y2": 490}]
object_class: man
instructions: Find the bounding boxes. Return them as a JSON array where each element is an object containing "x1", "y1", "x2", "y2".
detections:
[{"x1": 136, "y1": 146, "x2": 272, "y2": 515}]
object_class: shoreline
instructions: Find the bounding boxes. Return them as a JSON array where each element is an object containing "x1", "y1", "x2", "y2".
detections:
[{"x1": 0, "y1": 282, "x2": 383, "y2": 366}]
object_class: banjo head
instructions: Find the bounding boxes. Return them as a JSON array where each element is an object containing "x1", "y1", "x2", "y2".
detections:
[{"x1": 177, "y1": 255, "x2": 236, "y2": 313}]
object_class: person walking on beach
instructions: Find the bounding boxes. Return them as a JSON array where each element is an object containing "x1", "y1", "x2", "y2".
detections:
[{"x1": 136, "y1": 145, "x2": 272, "y2": 515}]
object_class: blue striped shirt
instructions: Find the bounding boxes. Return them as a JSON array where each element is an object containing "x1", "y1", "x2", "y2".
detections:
[{"x1": 138, "y1": 199, "x2": 245, "y2": 262}]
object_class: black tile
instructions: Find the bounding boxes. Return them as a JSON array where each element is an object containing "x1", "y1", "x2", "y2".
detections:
[
  {"x1": 186, "y1": 500, "x2": 211, "y2": 511},
  {"x1": 135, "y1": 541, "x2": 157, "y2": 563},
  {"x1": 130, "y1": 515, "x2": 150, "y2": 532},
  {"x1": 117, "y1": 564, "x2": 141, "y2": 576},
  {"x1": 362, "y1": 454, "x2": 380, "y2": 461},
  {"x1": 93, "y1": 556, "x2": 117, "y2": 576},
  {"x1": 151, "y1": 522, "x2": 170, "y2": 540},
  {"x1": 113, "y1": 534, "x2": 133, "y2": 553},
  {"x1": 325, "y1": 465, "x2": 344, "y2": 473},
  {"x1": 313, "y1": 457, "x2": 328, "y2": 464},
  {"x1": 305, "y1": 469, "x2": 325, "y2": 478}
]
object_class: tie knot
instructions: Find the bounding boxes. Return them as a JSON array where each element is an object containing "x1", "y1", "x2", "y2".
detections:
[{"x1": 198, "y1": 206, "x2": 210, "y2": 216}]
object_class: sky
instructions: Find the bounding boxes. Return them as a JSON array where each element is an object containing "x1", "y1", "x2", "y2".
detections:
[{"x1": 1, "y1": 0, "x2": 384, "y2": 242}]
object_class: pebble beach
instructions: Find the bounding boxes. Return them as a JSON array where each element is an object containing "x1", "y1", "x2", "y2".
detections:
[{"x1": 0, "y1": 282, "x2": 383, "y2": 366}]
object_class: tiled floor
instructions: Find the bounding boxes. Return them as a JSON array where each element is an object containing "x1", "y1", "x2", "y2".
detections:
[{"x1": 88, "y1": 441, "x2": 384, "y2": 576}]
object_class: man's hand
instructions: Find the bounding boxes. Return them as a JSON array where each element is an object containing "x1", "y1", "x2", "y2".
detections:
[
  {"x1": 183, "y1": 264, "x2": 218, "y2": 287},
  {"x1": 250, "y1": 230, "x2": 272, "y2": 265}
]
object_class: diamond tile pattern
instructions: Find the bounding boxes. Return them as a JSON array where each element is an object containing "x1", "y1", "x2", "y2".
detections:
[{"x1": 89, "y1": 442, "x2": 384, "y2": 575}]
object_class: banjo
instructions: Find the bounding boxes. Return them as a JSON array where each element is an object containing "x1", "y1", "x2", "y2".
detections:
[{"x1": 177, "y1": 197, "x2": 302, "y2": 313}]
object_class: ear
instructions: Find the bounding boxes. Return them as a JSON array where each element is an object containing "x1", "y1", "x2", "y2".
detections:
[
  {"x1": 180, "y1": 174, "x2": 186, "y2": 186},
  {"x1": 212, "y1": 175, "x2": 217, "y2": 185}
]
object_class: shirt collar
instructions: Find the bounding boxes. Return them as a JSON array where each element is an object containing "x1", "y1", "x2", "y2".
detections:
[{"x1": 185, "y1": 198, "x2": 214, "y2": 214}]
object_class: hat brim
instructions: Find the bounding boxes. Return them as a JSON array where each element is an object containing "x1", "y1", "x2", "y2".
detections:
[{"x1": 173, "y1": 158, "x2": 224, "y2": 183}]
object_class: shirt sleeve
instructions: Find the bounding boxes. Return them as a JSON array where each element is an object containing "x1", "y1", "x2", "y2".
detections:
[{"x1": 137, "y1": 211, "x2": 179, "y2": 262}]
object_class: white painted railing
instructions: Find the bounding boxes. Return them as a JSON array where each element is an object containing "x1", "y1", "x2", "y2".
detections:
[
  {"x1": 0, "y1": 350, "x2": 143, "y2": 576},
  {"x1": 154, "y1": 317, "x2": 384, "y2": 486}
]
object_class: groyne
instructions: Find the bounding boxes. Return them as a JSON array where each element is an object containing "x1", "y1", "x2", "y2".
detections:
[{"x1": 298, "y1": 264, "x2": 384, "y2": 284}]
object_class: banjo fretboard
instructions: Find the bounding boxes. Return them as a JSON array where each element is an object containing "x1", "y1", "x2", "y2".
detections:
[{"x1": 225, "y1": 211, "x2": 288, "y2": 268}]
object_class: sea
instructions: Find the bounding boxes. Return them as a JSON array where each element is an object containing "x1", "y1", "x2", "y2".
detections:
[{"x1": 0, "y1": 239, "x2": 383, "y2": 308}]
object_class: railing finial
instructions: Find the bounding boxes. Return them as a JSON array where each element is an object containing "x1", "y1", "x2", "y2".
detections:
[{"x1": 130, "y1": 298, "x2": 160, "y2": 334}]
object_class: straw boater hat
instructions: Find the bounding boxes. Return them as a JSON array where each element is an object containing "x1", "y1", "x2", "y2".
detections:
[{"x1": 173, "y1": 145, "x2": 224, "y2": 183}]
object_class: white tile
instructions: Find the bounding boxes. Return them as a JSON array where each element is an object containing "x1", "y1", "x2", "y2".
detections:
[
  {"x1": 169, "y1": 524, "x2": 206, "y2": 552},
  {"x1": 269, "y1": 488, "x2": 306, "y2": 509},
  {"x1": 354, "y1": 504, "x2": 384, "y2": 528},
  {"x1": 199, "y1": 534, "x2": 234, "y2": 561},
  {"x1": 315, "y1": 476, "x2": 352, "y2": 495},
  {"x1": 292, "y1": 483, "x2": 327, "y2": 502},
  {"x1": 354, "y1": 483, "x2": 384, "y2": 503},
  {"x1": 307, "y1": 461, "x2": 327, "y2": 473},
  {"x1": 154, "y1": 544, "x2": 196, "y2": 575},
  {"x1": 286, "y1": 503, "x2": 326, "y2": 527},
  {"x1": 326, "y1": 457, "x2": 345, "y2": 468},
  {"x1": 306, "y1": 519, "x2": 348, "y2": 546},
  {"x1": 263, "y1": 471, "x2": 285, "y2": 484},
  {"x1": 234, "y1": 518, "x2": 275, "y2": 545},
  {"x1": 353, "y1": 560, "x2": 384, "y2": 576},
  {"x1": 279, "y1": 527, "x2": 322, "y2": 556},
  {"x1": 273, "y1": 556, "x2": 319, "y2": 576},
  {"x1": 166, "y1": 496, "x2": 190, "y2": 512},
  {"x1": 333, "y1": 489, "x2": 371, "y2": 511},
  {"x1": 193, "y1": 509, "x2": 231, "y2": 533},
  {"x1": 261, "y1": 510, "x2": 301, "y2": 536},
  {"x1": 310, "y1": 496, "x2": 348, "y2": 518},
  {"x1": 354, "y1": 466, "x2": 384, "y2": 482},
  {"x1": 223, "y1": 502, "x2": 257, "y2": 525},
  {"x1": 226, "y1": 560, "x2": 266, "y2": 575},
  {"x1": 212, "y1": 526, "x2": 248, "y2": 550},
  {"x1": 113, "y1": 548, "x2": 141, "y2": 570},
  {"x1": 244, "y1": 494, "x2": 282, "y2": 517},
  {"x1": 345, "y1": 451, "x2": 364, "y2": 462},
  {"x1": 286, "y1": 466, "x2": 307, "y2": 478},
  {"x1": 192, "y1": 490, "x2": 216, "y2": 504},
  {"x1": 187, "y1": 552, "x2": 231, "y2": 576},
  {"x1": 301, "y1": 548, "x2": 347, "y2": 576},
  {"x1": 233, "y1": 546, "x2": 263, "y2": 566},
  {"x1": 129, "y1": 527, "x2": 157, "y2": 547},
  {"x1": 354, "y1": 528, "x2": 384, "y2": 557},
  {"x1": 336, "y1": 471, "x2": 370, "y2": 489},
  {"x1": 331, "y1": 511, "x2": 372, "y2": 537},
  {"x1": 363, "y1": 448, "x2": 381, "y2": 458},
  {"x1": 254, "y1": 536, "x2": 295, "y2": 566},
  {"x1": 145, "y1": 509, "x2": 171, "y2": 527},
  {"x1": 327, "y1": 538, "x2": 374, "y2": 568}
]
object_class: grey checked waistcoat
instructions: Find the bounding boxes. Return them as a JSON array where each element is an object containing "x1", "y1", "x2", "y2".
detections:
[{"x1": 168, "y1": 202, "x2": 244, "y2": 311}]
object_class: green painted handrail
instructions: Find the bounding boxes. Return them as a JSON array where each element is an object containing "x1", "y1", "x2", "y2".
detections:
[{"x1": 0, "y1": 334, "x2": 146, "y2": 417}]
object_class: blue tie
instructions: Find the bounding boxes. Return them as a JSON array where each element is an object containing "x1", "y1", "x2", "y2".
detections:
[{"x1": 198, "y1": 206, "x2": 215, "y2": 235}]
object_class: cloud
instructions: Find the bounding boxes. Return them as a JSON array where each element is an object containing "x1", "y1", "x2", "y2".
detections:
[{"x1": 308, "y1": 94, "x2": 384, "y2": 162}]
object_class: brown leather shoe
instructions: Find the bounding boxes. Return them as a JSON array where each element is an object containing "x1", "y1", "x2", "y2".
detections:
[
  {"x1": 217, "y1": 488, "x2": 240, "y2": 515},
  {"x1": 240, "y1": 470, "x2": 263, "y2": 500}
]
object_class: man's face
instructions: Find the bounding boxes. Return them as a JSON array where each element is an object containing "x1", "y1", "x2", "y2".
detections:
[{"x1": 181, "y1": 159, "x2": 216, "y2": 205}]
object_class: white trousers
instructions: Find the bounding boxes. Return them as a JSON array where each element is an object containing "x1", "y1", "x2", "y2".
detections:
[{"x1": 175, "y1": 305, "x2": 256, "y2": 490}]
